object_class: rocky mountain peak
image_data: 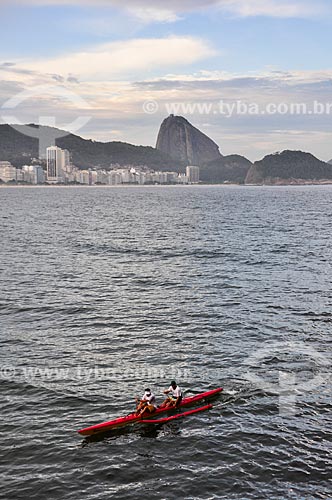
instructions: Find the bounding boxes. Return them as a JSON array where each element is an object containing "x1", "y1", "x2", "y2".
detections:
[{"x1": 156, "y1": 115, "x2": 222, "y2": 166}]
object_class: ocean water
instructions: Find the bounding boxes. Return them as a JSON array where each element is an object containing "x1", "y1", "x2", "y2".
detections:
[{"x1": 0, "y1": 185, "x2": 331, "y2": 500}]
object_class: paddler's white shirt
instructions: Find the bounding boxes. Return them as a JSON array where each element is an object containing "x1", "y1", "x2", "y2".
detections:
[
  {"x1": 168, "y1": 386, "x2": 182, "y2": 398},
  {"x1": 142, "y1": 392, "x2": 156, "y2": 407}
]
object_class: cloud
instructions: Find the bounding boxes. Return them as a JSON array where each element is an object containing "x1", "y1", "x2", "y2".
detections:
[
  {"x1": 129, "y1": 69, "x2": 332, "y2": 159},
  {"x1": 127, "y1": 6, "x2": 181, "y2": 23},
  {"x1": 0, "y1": 62, "x2": 37, "y2": 76},
  {"x1": 23, "y1": 36, "x2": 216, "y2": 80},
  {"x1": 67, "y1": 75, "x2": 80, "y2": 83},
  {"x1": 217, "y1": 0, "x2": 323, "y2": 18},
  {"x1": 1, "y1": 65, "x2": 332, "y2": 161},
  {"x1": 4, "y1": 0, "x2": 327, "y2": 20},
  {"x1": 0, "y1": 80, "x2": 25, "y2": 105}
]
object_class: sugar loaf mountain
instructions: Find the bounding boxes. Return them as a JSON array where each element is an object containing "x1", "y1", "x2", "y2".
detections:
[{"x1": 1, "y1": 116, "x2": 332, "y2": 184}]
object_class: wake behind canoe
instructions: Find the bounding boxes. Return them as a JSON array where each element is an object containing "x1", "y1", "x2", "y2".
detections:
[{"x1": 78, "y1": 387, "x2": 222, "y2": 436}]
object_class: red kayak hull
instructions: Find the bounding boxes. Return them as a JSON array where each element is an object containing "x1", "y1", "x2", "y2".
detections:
[
  {"x1": 78, "y1": 387, "x2": 222, "y2": 436},
  {"x1": 140, "y1": 404, "x2": 212, "y2": 424}
]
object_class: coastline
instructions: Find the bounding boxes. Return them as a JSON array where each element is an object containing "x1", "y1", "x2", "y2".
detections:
[{"x1": 1, "y1": 181, "x2": 332, "y2": 189}]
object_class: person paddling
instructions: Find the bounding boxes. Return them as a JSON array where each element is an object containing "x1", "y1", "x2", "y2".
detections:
[
  {"x1": 161, "y1": 380, "x2": 183, "y2": 408},
  {"x1": 135, "y1": 388, "x2": 157, "y2": 417}
]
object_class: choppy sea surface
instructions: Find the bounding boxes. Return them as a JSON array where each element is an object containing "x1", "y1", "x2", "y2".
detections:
[{"x1": 0, "y1": 185, "x2": 331, "y2": 500}]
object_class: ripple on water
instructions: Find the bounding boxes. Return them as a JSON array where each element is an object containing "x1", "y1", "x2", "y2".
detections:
[{"x1": 0, "y1": 186, "x2": 332, "y2": 500}]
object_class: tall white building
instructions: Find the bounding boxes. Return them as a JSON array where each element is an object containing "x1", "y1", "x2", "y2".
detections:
[
  {"x1": 186, "y1": 165, "x2": 200, "y2": 184},
  {"x1": 22, "y1": 165, "x2": 45, "y2": 184},
  {"x1": 0, "y1": 161, "x2": 18, "y2": 183},
  {"x1": 63, "y1": 149, "x2": 71, "y2": 167},
  {"x1": 108, "y1": 171, "x2": 122, "y2": 185},
  {"x1": 46, "y1": 146, "x2": 66, "y2": 183},
  {"x1": 79, "y1": 170, "x2": 90, "y2": 185}
]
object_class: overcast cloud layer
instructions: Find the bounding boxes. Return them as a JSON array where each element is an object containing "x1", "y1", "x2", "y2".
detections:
[{"x1": 1, "y1": 61, "x2": 332, "y2": 161}]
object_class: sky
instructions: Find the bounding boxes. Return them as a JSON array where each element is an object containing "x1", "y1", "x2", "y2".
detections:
[{"x1": 0, "y1": 0, "x2": 332, "y2": 161}]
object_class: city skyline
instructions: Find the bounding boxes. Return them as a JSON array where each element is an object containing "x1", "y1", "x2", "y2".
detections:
[
  {"x1": 0, "y1": 145, "x2": 200, "y2": 185},
  {"x1": 1, "y1": 1, "x2": 332, "y2": 161}
]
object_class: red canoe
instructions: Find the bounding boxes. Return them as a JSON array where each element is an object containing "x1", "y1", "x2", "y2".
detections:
[
  {"x1": 78, "y1": 387, "x2": 222, "y2": 436},
  {"x1": 141, "y1": 404, "x2": 212, "y2": 424}
]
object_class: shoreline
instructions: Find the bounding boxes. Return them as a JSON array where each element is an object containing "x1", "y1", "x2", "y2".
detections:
[{"x1": 1, "y1": 182, "x2": 332, "y2": 189}]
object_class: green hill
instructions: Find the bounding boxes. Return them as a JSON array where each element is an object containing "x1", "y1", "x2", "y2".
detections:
[
  {"x1": 245, "y1": 150, "x2": 332, "y2": 184},
  {"x1": 201, "y1": 155, "x2": 252, "y2": 184}
]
